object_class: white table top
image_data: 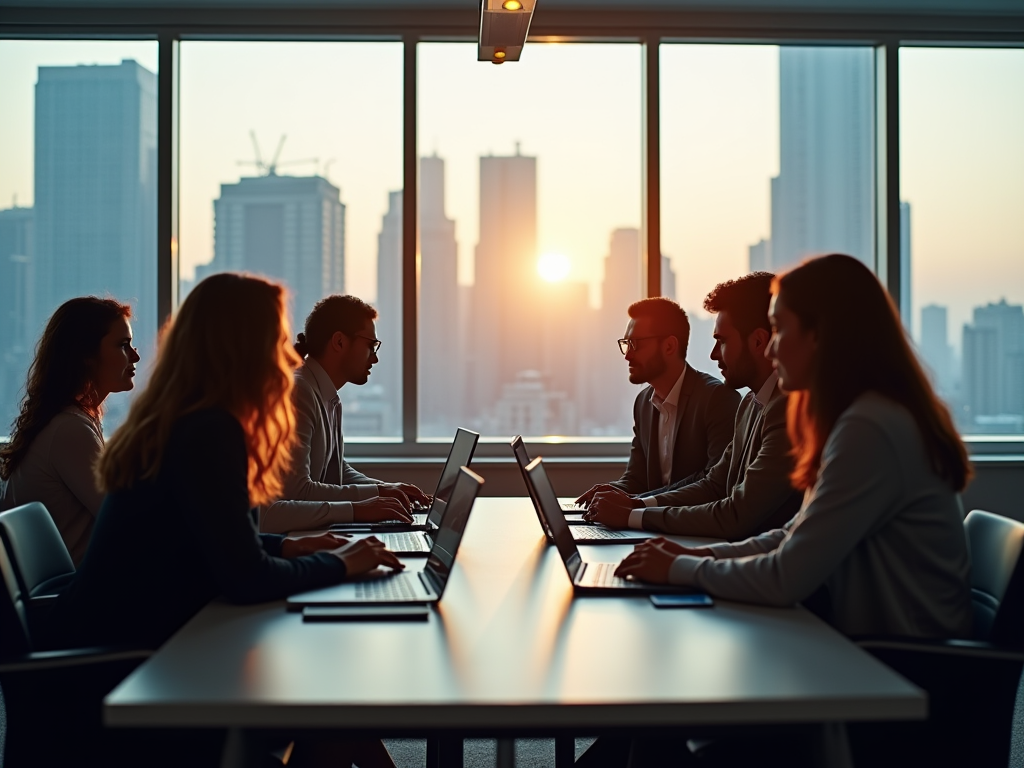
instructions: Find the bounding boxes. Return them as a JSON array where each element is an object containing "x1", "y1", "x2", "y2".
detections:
[{"x1": 105, "y1": 498, "x2": 925, "y2": 730}]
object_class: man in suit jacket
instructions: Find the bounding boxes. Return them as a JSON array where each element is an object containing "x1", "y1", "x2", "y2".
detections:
[
  {"x1": 260, "y1": 295, "x2": 429, "y2": 534},
  {"x1": 577, "y1": 297, "x2": 740, "y2": 505},
  {"x1": 584, "y1": 273, "x2": 801, "y2": 539}
]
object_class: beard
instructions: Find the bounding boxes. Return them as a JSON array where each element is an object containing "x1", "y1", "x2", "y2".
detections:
[
  {"x1": 722, "y1": 349, "x2": 757, "y2": 390},
  {"x1": 629, "y1": 351, "x2": 667, "y2": 385}
]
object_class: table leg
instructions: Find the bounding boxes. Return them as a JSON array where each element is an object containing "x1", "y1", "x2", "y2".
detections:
[
  {"x1": 555, "y1": 735, "x2": 576, "y2": 768},
  {"x1": 426, "y1": 736, "x2": 464, "y2": 768},
  {"x1": 814, "y1": 723, "x2": 853, "y2": 768},
  {"x1": 496, "y1": 737, "x2": 515, "y2": 768}
]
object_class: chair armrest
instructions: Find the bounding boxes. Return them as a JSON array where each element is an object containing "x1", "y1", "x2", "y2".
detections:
[
  {"x1": 856, "y1": 636, "x2": 1024, "y2": 662},
  {"x1": 0, "y1": 647, "x2": 152, "y2": 674}
]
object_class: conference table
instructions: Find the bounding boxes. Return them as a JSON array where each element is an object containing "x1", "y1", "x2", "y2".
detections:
[{"x1": 104, "y1": 498, "x2": 925, "y2": 767}]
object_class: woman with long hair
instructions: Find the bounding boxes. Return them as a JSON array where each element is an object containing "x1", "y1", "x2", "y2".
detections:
[
  {"x1": 616, "y1": 253, "x2": 973, "y2": 640},
  {"x1": 0, "y1": 297, "x2": 140, "y2": 565}
]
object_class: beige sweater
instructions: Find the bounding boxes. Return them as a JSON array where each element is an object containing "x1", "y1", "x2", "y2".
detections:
[{"x1": 1, "y1": 407, "x2": 105, "y2": 566}]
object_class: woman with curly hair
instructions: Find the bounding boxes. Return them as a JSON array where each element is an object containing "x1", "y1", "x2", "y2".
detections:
[{"x1": 1, "y1": 297, "x2": 140, "y2": 565}]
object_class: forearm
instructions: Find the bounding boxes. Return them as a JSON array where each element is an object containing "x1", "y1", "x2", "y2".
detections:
[
  {"x1": 280, "y1": 473, "x2": 378, "y2": 503},
  {"x1": 259, "y1": 500, "x2": 355, "y2": 534}
]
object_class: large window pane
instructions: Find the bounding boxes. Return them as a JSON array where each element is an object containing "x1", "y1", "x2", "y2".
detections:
[
  {"x1": 179, "y1": 42, "x2": 403, "y2": 438},
  {"x1": 418, "y1": 42, "x2": 642, "y2": 439},
  {"x1": 661, "y1": 44, "x2": 875, "y2": 380},
  {"x1": 901, "y1": 48, "x2": 1024, "y2": 436},
  {"x1": 0, "y1": 40, "x2": 159, "y2": 435}
]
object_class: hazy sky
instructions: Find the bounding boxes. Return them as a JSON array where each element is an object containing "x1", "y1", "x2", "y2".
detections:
[{"x1": 1, "y1": 40, "x2": 1021, "y2": 342}]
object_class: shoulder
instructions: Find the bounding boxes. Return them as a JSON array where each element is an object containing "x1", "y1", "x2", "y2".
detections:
[
  {"x1": 763, "y1": 389, "x2": 790, "y2": 423},
  {"x1": 48, "y1": 408, "x2": 103, "y2": 448},
  {"x1": 691, "y1": 369, "x2": 740, "y2": 408},
  {"x1": 828, "y1": 393, "x2": 914, "y2": 457},
  {"x1": 169, "y1": 407, "x2": 244, "y2": 449},
  {"x1": 839, "y1": 392, "x2": 914, "y2": 433},
  {"x1": 633, "y1": 385, "x2": 653, "y2": 410}
]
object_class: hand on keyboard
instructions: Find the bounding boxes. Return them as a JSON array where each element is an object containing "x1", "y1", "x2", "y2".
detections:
[
  {"x1": 575, "y1": 482, "x2": 620, "y2": 508},
  {"x1": 583, "y1": 486, "x2": 640, "y2": 529},
  {"x1": 378, "y1": 482, "x2": 432, "y2": 509},
  {"x1": 353, "y1": 496, "x2": 414, "y2": 524},
  {"x1": 614, "y1": 539, "x2": 677, "y2": 584},
  {"x1": 334, "y1": 536, "x2": 405, "y2": 577},
  {"x1": 280, "y1": 532, "x2": 352, "y2": 558}
]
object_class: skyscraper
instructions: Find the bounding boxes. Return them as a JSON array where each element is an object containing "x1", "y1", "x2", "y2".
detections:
[
  {"x1": 371, "y1": 189, "x2": 402, "y2": 436},
  {"x1": 762, "y1": 47, "x2": 875, "y2": 271},
  {"x1": 0, "y1": 206, "x2": 34, "y2": 435},
  {"x1": 418, "y1": 155, "x2": 460, "y2": 437},
  {"x1": 33, "y1": 59, "x2": 157, "y2": 369},
  {"x1": 900, "y1": 201, "x2": 912, "y2": 335},
  {"x1": 962, "y1": 299, "x2": 1024, "y2": 425},
  {"x1": 920, "y1": 304, "x2": 953, "y2": 397},
  {"x1": 210, "y1": 174, "x2": 345, "y2": 329}
]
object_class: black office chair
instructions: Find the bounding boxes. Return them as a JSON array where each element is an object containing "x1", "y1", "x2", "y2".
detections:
[
  {"x1": 0, "y1": 503, "x2": 77, "y2": 602},
  {"x1": 852, "y1": 509, "x2": 1024, "y2": 768}
]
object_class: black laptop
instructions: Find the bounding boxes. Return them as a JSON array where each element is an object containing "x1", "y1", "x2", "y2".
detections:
[
  {"x1": 288, "y1": 466, "x2": 483, "y2": 608},
  {"x1": 511, "y1": 436, "x2": 652, "y2": 544},
  {"x1": 526, "y1": 457, "x2": 702, "y2": 596},
  {"x1": 330, "y1": 428, "x2": 479, "y2": 544}
]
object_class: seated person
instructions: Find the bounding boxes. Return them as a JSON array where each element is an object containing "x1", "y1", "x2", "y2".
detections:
[
  {"x1": 259, "y1": 294, "x2": 429, "y2": 534},
  {"x1": 41, "y1": 274, "x2": 403, "y2": 653},
  {"x1": 0, "y1": 297, "x2": 140, "y2": 565},
  {"x1": 577, "y1": 297, "x2": 740, "y2": 505},
  {"x1": 616, "y1": 254, "x2": 973, "y2": 641},
  {"x1": 583, "y1": 273, "x2": 802, "y2": 539}
]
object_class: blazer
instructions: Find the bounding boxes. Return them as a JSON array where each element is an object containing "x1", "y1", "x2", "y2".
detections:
[
  {"x1": 41, "y1": 408, "x2": 348, "y2": 651},
  {"x1": 639, "y1": 380, "x2": 802, "y2": 539},
  {"x1": 610, "y1": 364, "x2": 740, "y2": 496},
  {"x1": 259, "y1": 363, "x2": 379, "y2": 533}
]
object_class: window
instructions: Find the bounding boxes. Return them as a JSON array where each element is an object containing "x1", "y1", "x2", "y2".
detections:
[
  {"x1": 417, "y1": 42, "x2": 643, "y2": 439},
  {"x1": 0, "y1": 40, "x2": 158, "y2": 435},
  {"x1": 178, "y1": 42, "x2": 403, "y2": 437},
  {"x1": 661, "y1": 44, "x2": 876, "y2": 383},
  {"x1": 901, "y1": 47, "x2": 1024, "y2": 436}
]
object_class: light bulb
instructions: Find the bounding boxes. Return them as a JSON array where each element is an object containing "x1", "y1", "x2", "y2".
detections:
[{"x1": 502, "y1": 0, "x2": 523, "y2": 10}]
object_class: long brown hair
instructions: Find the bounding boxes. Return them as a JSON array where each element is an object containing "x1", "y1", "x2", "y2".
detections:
[
  {"x1": 775, "y1": 254, "x2": 971, "y2": 492},
  {"x1": 98, "y1": 273, "x2": 302, "y2": 505},
  {"x1": 1, "y1": 297, "x2": 131, "y2": 480}
]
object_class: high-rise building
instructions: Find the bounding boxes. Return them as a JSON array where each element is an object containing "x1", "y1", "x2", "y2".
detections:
[
  {"x1": 372, "y1": 189, "x2": 402, "y2": 436},
  {"x1": 748, "y1": 238, "x2": 771, "y2": 273},
  {"x1": 33, "y1": 59, "x2": 157, "y2": 376},
  {"x1": 962, "y1": 299, "x2": 1024, "y2": 424},
  {"x1": 0, "y1": 206, "x2": 34, "y2": 435},
  {"x1": 210, "y1": 174, "x2": 345, "y2": 330},
  {"x1": 661, "y1": 254, "x2": 677, "y2": 303},
  {"x1": 920, "y1": 304, "x2": 953, "y2": 397},
  {"x1": 469, "y1": 149, "x2": 539, "y2": 417},
  {"x1": 900, "y1": 202, "x2": 912, "y2": 335},
  {"x1": 756, "y1": 47, "x2": 875, "y2": 271},
  {"x1": 419, "y1": 155, "x2": 461, "y2": 437}
]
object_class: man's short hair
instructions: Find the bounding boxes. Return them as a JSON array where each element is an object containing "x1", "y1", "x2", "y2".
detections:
[
  {"x1": 703, "y1": 272, "x2": 775, "y2": 338},
  {"x1": 298, "y1": 294, "x2": 378, "y2": 357},
  {"x1": 627, "y1": 297, "x2": 690, "y2": 359}
]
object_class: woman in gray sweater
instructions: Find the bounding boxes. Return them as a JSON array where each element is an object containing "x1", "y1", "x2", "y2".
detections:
[{"x1": 616, "y1": 253, "x2": 974, "y2": 640}]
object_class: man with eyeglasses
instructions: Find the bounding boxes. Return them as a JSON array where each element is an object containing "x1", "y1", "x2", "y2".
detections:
[
  {"x1": 576, "y1": 296, "x2": 740, "y2": 507},
  {"x1": 260, "y1": 294, "x2": 430, "y2": 534}
]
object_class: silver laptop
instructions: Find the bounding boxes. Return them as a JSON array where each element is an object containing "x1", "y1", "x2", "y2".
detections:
[
  {"x1": 526, "y1": 457, "x2": 702, "y2": 597},
  {"x1": 331, "y1": 428, "x2": 479, "y2": 552},
  {"x1": 511, "y1": 436, "x2": 652, "y2": 544},
  {"x1": 288, "y1": 466, "x2": 483, "y2": 608}
]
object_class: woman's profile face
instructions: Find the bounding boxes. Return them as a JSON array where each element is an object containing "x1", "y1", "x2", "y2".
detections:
[
  {"x1": 90, "y1": 317, "x2": 140, "y2": 400},
  {"x1": 767, "y1": 293, "x2": 816, "y2": 392}
]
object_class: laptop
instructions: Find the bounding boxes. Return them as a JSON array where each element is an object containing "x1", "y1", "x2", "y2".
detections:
[
  {"x1": 511, "y1": 436, "x2": 652, "y2": 544},
  {"x1": 288, "y1": 466, "x2": 483, "y2": 608},
  {"x1": 330, "y1": 428, "x2": 480, "y2": 551},
  {"x1": 526, "y1": 457, "x2": 701, "y2": 596}
]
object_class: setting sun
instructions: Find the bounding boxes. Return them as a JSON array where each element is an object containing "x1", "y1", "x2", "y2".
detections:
[{"x1": 537, "y1": 252, "x2": 571, "y2": 282}]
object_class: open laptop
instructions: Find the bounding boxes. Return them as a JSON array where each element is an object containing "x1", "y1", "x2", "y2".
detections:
[
  {"x1": 526, "y1": 457, "x2": 701, "y2": 596},
  {"x1": 330, "y1": 428, "x2": 479, "y2": 552},
  {"x1": 511, "y1": 436, "x2": 652, "y2": 544},
  {"x1": 288, "y1": 466, "x2": 483, "y2": 608}
]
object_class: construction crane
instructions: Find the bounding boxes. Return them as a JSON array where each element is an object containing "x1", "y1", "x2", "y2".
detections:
[{"x1": 238, "y1": 131, "x2": 318, "y2": 176}]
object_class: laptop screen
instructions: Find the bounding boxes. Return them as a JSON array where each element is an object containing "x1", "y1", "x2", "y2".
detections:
[
  {"x1": 424, "y1": 466, "x2": 484, "y2": 596},
  {"x1": 525, "y1": 457, "x2": 583, "y2": 582},
  {"x1": 426, "y1": 428, "x2": 480, "y2": 527},
  {"x1": 511, "y1": 436, "x2": 554, "y2": 541}
]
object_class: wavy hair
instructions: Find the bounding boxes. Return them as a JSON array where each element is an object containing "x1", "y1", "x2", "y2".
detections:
[
  {"x1": 1, "y1": 297, "x2": 131, "y2": 480},
  {"x1": 97, "y1": 273, "x2": 302, "y2": 505},
  {"x1": 774, "y1": 254, "x2": 971, "y2": 492}
]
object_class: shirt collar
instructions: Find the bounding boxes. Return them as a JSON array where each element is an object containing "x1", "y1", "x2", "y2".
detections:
[
  {"x1": 305, "y1": 358, "x2": 340, "y2": 406},
  {"x1": 651, "y1": 367, "x2": 686, "y2": 412},
  {"x1": 753, "y1": 371, "x2": 780, "y2": 408}
]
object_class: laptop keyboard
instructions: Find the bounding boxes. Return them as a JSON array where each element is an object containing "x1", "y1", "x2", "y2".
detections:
[
  {"x1": 354, "y1": 575, "x2": 422, "y2": 601},
  {"x1": 380, "y1": 532, "x2": 430, "y2": 552},
  {"x1": 587, "y1": 562, "x2": 630, "y2": 588},
  {"x1": 573, "y1": 526, "x2": 633, "y2": 540}
]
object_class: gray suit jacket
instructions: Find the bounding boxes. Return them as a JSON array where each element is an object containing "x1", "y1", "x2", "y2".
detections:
[
  {"x1": 259, "y1": 364, "x2": 379, "y2": 533},
  {"x1": 639, "y1": 381, "x2": 802, "y2": 539},
  {"x1": 610, "y1": 364, "x2": 740, "y2": 496}
]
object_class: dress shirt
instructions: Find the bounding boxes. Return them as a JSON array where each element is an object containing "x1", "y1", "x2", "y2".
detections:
[{"x1": 650, "y1": 369, "x2": 686, "y2": 488}]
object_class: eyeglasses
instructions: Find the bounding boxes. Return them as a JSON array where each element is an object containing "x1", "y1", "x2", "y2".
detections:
[
  {"x1": 617, "y1": 336, "x2": 664, "y2": 355},
  {"x1": 354, "y1": 334, "x2": 382, "y2": 354}
]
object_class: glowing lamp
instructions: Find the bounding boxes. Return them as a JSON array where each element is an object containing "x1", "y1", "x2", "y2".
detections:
[{"x1": 478, "y1": 0, "x2": 536, "y2": 63}]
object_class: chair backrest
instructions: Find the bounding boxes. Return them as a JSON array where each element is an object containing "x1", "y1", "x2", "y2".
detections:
[
  {"x1": 0, "y1": 533, "x2": 32, "y2": 657},
  {"x1": 965, "y1": 509, "x2": 1024, "y2": 645},
  {"x1": 0, "y1": 503, "x2": 76, "y2": 599}
]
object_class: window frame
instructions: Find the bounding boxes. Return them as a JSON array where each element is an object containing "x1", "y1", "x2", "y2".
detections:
[{"x1": 2, "y1": 8, "x2": 1022, "y2": 458}]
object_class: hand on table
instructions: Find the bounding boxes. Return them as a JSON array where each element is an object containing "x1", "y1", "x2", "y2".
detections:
[
  {"x1": 582, "y1": 486, "x2": 640, "y2": 528},
  {"x1": 353, "y1": 496, "x2": 414, "y2": 524},
  {"x1": 334, "y1": 536, "x2": 405, "y2": 576},
  {"x1": 614, "y1": 538, "x2": 715, "y2": 584},
  {"x1": 281, "y1": 532, "x2": 352, "y2": 558}
]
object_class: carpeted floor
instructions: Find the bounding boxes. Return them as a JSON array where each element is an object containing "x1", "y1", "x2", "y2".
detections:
[{"x1": 383, "y1": 738, "x2": 595, "y2": 767}]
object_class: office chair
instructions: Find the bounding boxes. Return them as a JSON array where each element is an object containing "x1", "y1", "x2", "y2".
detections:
[
  {"x1": 852, "y1": 509, "x2": 1024, "y2": 768},
  {"x1": 0, "y1": 503, "x2": 76, "y2": 602}
]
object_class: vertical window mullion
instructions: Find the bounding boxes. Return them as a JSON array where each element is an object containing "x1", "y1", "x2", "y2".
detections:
[
  {"x1": 157, "y1": 32, "x2": 179, "y2": 327},
  {"x1": 402, "y1": 37, "x2": 419, "y2": 447},
  {"x1": 875, "y1": 39, "x2": 902, "y2": 309},
  {"x1": 643, "y1": 34, "x2": 661, "y2": 298}
]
